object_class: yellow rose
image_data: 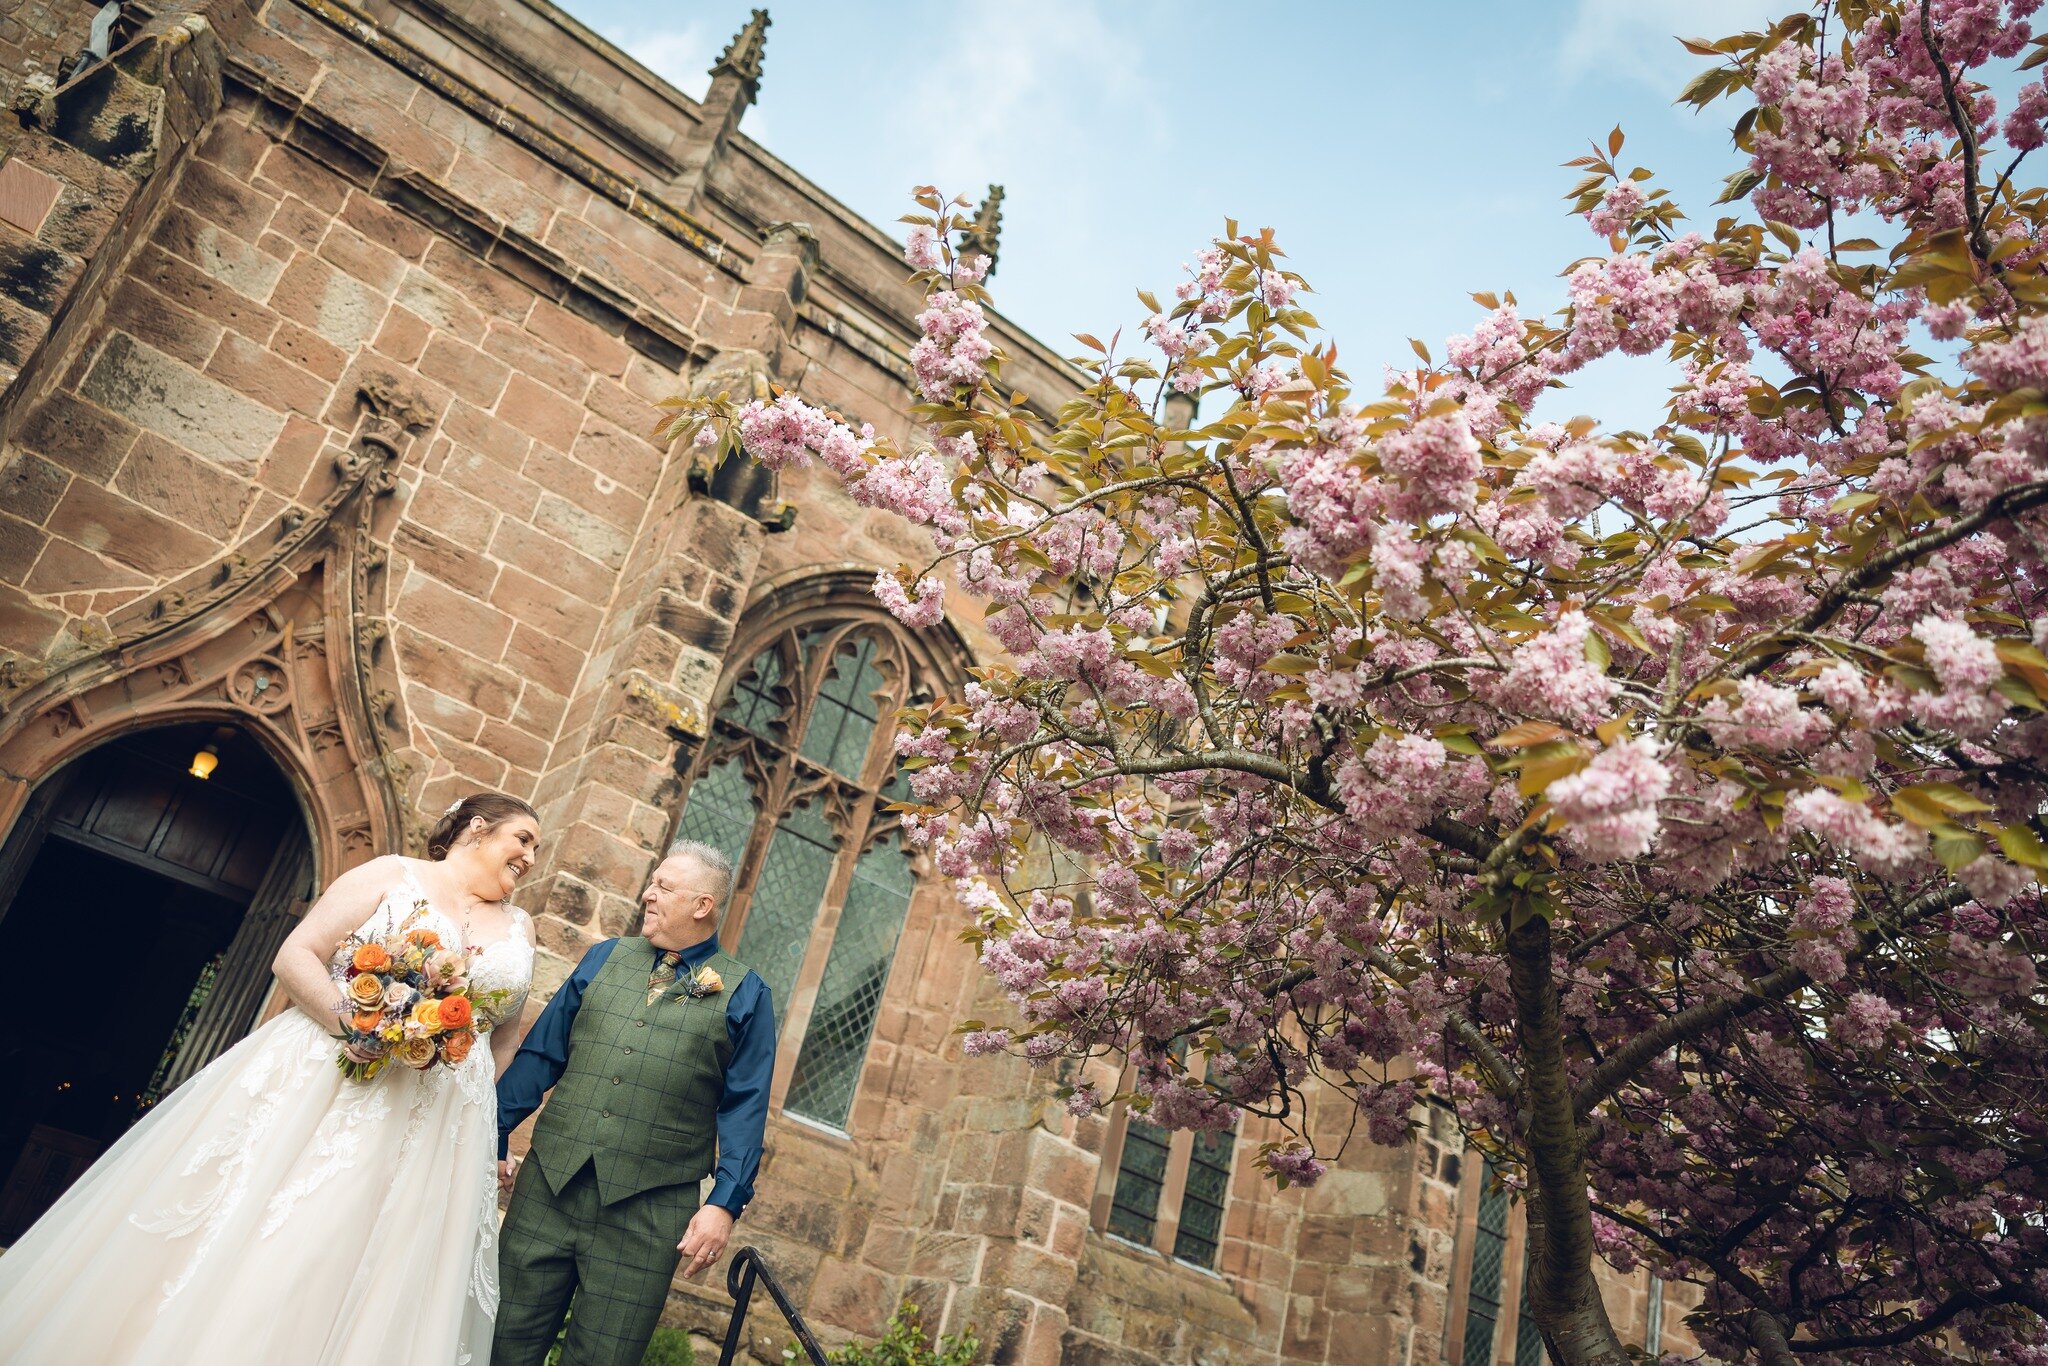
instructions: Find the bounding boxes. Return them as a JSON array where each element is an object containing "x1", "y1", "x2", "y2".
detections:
[
  {"x1": 392, "y1": 1036, "x2": 436, "y2": 1069},
  {"x1": 346, "y1": 974, "x2": 386, "y2": 1010},
  {"x1": 411, "y1": 999, "x2": 443, "y2": 1033},
  {"x1": 693, "y1": 966, "x2": 724, "y2": 996}
]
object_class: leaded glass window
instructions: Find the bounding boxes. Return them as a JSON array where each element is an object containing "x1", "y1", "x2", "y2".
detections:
[
  {"x1": 1463, "y1": 1158, "x2": 1512, "y2": 1366},
  {"x1": 785, "y1": 832, "x2": 916, "y2": 1127},
  {"x1": 669, "y1": 612, "x2": 936, "y2": 1134},
  {"x1": 1107, "y1": 1116, "x2": 1171, "y2": 1244},
  {"x1": 1170, "y1": 1125, "x2": 1235, "y2": 1269}
]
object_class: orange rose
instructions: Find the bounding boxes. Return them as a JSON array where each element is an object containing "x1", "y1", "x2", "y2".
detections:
[
  {"x1": 346, "y1": 973, "x2": 386, "y2": 1010},
  {"x1": 352, "y1": 944, "x2": 391, "y2": 973},
  {"x1": 408, "y1": 927, "x2": 442, "y2": 950},
  {"x1": 438, "y1": 995, "x2": 474, "y2": 1030},
  {"x1": 411, "y1": 999, "x2": 443, "y2": 1033},
  {"x1": 439, "y1": 1031, "x2": 474, "y2": 1064},
  {"x1": 350, "y1": 1009, "x2": 384, "y2": 1033}
]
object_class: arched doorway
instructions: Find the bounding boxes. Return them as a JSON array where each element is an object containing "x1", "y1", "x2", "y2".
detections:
[{"x1": 0, "y1": 720, "x2": 312, "y2": 1242}]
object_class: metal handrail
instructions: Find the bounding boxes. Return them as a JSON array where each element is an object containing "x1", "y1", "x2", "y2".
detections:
[{"x1": 717, "y1": 1245, "x2": 829, "y2": 1366}]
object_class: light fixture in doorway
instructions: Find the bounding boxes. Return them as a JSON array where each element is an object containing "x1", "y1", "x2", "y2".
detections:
[{"x1": 188, "y1": 726, "x2": 238, "y2": 780}]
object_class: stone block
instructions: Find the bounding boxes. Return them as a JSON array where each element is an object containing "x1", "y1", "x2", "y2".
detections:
[
  {"x1": 77, "y1": 332, "x2": 286, "y2": 474},
  {"x1": 205, "y1": 330, "x2": 330, "y2": 419},
  {"x1": 156, "y1": 205, "x2": 284, "y2": 299},
  {"x1": 395, "y1": 520, "x2": 499, "y2": 599},
  {"x1": 396, "y1": 264, "x2": 487, "y2": 338},
  {"x1": 503, "y1": 620, "x2": 587, "y2": 696},
  {"x1": 131, "y1": 244, "x2": 283, "y2": 344},
  {"x1": 495, "y1": 371, "x2": 584, "y2": 454},
  {"x1": 42, "y1": 476, "x2": 219, "y2": 575},
  {"x1": 487, "y1": 516, "x2": 611, "y2": 604},
  {"x1": 521, "y1": 443, "x2": 644, "y2": 530},
  {"x1": 395, "y1": 623, "x2": 521, "y2": 716},
  {"x1": 482, "y1": 318, "x2": 590, "y2": 399},
  {"x1": 103, "y1": 281, "x2": 224, "y2": 369},
  {"x1": 0, "y1": 156, "x2": 63, "y2": 237},
  {"x1": 15, "y1": 389, "x2": 137, "y2": 480},
  {"x1": 371, "y1": 305, "x2": 431, "y2": 366},
  {"x1": 271, "y1": 251, "x2": 389, "y2": 350},
  {"x1": 112, "y1": 433, "x2": 254, "y2": 541},
  {"x1": 420, "y1": 332, "x2": 512, "y2": 408},
  {"x1": 804, "y1": 1259, "x2": 895, "y2": 1341},
  {"x1": 397, "y1": 570, "x2": 515, "y2": 659},
  {"x1": 530, "y1": 490, "x2": 629, "y2": 569},
  {"x1": 0, "y1": 451, "x2": 67, "y2": 525},
  {"x1": 269, "y1": 318, "x2": 348, "y2": 381},
  {"x1": 527, "y1": 301, "x2": 629, "y2": 378}
]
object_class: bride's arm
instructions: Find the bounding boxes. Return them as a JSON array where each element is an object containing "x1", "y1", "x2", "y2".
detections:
[
  {"x1": 272, "y1": 854, "x2": 408, "y2": 1036},
  {"x1": 491, "y1": 913, "x2": 541, "y2": 1078}
]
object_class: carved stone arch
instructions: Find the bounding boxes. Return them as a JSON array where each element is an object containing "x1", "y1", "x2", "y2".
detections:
[
  {"x1": 734, "y1": 562, "x2": 977, "y2": 698},
  {"x1": 0, "y1": 376, "x2": 436, "y2": 878}
]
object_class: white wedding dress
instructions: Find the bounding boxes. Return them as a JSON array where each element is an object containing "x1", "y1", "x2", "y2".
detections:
[{"x1": 0, "y1": 867, "x2": 533, "y2": 1365}]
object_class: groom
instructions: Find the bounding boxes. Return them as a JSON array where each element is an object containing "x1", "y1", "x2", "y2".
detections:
[{"x1": 493, "y1": 839, "x2": 775, "y2": 1366}]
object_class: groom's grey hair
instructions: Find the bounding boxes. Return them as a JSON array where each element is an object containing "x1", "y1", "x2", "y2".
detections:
[{"x1": 665, "y1": 839, "x2": 735, "y2": 918}]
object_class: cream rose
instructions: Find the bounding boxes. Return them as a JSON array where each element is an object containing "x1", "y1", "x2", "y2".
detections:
[
  {"x1": 345, "y1": 973, "x2": 386, "y2": 1010},
  {"x1": 393, "y1": 1036, "x2": 436, "y2": 1069}
]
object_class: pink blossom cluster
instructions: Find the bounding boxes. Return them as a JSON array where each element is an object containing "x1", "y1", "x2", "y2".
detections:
[{"x1": 1545, "y1": 738, "x2": 1672, "y2": 861}]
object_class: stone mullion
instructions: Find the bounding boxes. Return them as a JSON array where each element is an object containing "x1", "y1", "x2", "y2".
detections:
[
  {"x1": 1152, "y1": 1128, "x2": 1197, "y2": 1259},
  {"x1": 717, "y1": 734, "x2": 794, "y2": 951}
]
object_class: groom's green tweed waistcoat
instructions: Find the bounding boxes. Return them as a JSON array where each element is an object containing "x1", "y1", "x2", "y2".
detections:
[{"x1": 529, "y1": 937, "x2": 750, "y2": 1205}]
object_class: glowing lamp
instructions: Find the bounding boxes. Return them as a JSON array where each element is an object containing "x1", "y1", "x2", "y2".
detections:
[{"x1": 189, "y1": 744, "x2": 220, "y2": 780}]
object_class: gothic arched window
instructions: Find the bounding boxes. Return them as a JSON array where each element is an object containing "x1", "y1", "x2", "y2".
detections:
[{"x1": 669, "y1": 601, "x2": 947, "y2": 1132}]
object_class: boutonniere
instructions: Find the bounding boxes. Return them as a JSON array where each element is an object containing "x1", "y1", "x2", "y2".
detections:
[{"x1": 684, "y1": 965, "x2": 724, "y2": 999}]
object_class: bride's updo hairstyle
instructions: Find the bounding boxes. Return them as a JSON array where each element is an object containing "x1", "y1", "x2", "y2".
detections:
[{"x1": 426, "y1": 792, "x2": 540, "y2": 861}]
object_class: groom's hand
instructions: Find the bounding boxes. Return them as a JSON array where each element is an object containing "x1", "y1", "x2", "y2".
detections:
[{"x1": 677, "y1": 1204, "x2": 735, "y2": 1279}]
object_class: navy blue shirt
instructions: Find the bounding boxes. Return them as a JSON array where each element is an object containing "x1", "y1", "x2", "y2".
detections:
[{"x1": 496, "y1": 936, "x2": 775, "y2": 1218}]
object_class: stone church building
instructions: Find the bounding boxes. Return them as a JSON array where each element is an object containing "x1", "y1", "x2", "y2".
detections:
[{"x1": 0, "y1": 2, "x2": 1697, "y2": 1361}]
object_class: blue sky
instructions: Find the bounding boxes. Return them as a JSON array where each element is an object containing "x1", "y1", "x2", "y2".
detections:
[{"x1": 557, "y1": 0, "x2": 1782, "y2": 430}]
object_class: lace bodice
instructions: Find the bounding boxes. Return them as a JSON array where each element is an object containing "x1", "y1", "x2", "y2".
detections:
[{"x1": 329, "y1": 865, "x2": 534, "y2": 1036}]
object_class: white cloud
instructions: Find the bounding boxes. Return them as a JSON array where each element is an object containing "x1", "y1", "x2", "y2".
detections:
[
  {"x1": 875, "y1": 0, "x2": 1164, "y2": 200},
  {"x1": 621, "y1": 24, "x2": 716, "y2": 102},
  {"x1": 1560, "y1": 0, "x2": 1780, "y2": 93}
]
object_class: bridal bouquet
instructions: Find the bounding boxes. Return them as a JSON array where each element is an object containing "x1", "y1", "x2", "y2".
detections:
[{"x1": 335, "y1": 911, "x2": 495, "y2": 1080}]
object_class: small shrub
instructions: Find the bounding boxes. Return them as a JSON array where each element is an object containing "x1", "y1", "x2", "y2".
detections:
[{"x1": 789, "y1": 1301, "x2": 979, "y2": 1366}]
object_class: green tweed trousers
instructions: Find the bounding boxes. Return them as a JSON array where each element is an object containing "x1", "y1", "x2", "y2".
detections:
[{"x1": 492, "y1": 1156, "x2": 699, "y2": 1366}]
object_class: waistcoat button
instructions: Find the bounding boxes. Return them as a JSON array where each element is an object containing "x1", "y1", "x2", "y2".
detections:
[
  {"x1": 612, "y1": 1077, "x2": 622, "y2": 1085},
  {"x1": 601, "y1": 1109, "x2": 612, "y2": 1118}
]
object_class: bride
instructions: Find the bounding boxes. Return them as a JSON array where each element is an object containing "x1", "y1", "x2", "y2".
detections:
[{"x1": 0, "y1": 792, "x2": 540, "y2": 1365}]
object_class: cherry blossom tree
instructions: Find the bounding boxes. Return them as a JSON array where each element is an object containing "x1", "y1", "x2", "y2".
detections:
[{"x1": 664, "y1": 3, "x2": 2048, "y2": 1361}]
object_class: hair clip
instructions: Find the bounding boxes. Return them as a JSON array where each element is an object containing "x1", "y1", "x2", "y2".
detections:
[{"x1": 443, "y1": 798, "x2": 463, "y2": 816}]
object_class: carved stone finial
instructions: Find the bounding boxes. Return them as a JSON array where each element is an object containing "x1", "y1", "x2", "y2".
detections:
[
  {"x1": 711, "y1": 9, "x2": 771, "y2": 96},
  {"x1": 959, "y1": 183, "x2": 1004, "y2": 278}
]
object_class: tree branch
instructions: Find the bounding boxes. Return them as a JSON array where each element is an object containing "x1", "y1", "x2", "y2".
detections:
[
  {"x1": 1571, "y1": 883, "x2": 1969, "y2": 1118},
  {"x1": 1737, "y1": 478, "x2": 2048, "y2": 681}
]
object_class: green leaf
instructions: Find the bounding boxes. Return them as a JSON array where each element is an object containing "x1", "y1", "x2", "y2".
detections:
[
  {"x1": 1996, "y1": 823, "x2": 2048, "y2": 870},
  {"x1": 1931, "y1": 828, "x2": 1987, "y2": 874}
]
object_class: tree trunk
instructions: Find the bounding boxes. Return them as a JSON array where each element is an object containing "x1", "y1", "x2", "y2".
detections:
[{"x1": 1506, "y1": 914, "x2": 1633, "y2": 1366}]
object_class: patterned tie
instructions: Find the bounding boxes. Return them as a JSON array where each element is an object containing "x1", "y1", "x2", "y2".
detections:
[{"x1": 647, "y1": 949, "x2": 683, "y2": 1005}]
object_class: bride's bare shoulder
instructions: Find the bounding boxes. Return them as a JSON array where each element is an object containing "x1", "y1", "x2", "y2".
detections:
[{"x1": 324, "y1": 853, "x2": 415, "y2": 900}]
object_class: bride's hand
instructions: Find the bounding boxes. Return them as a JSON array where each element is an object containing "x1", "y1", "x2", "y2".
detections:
[{"x1": 341, "y1": 1039, "x2": 384, "y2": 1066}]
